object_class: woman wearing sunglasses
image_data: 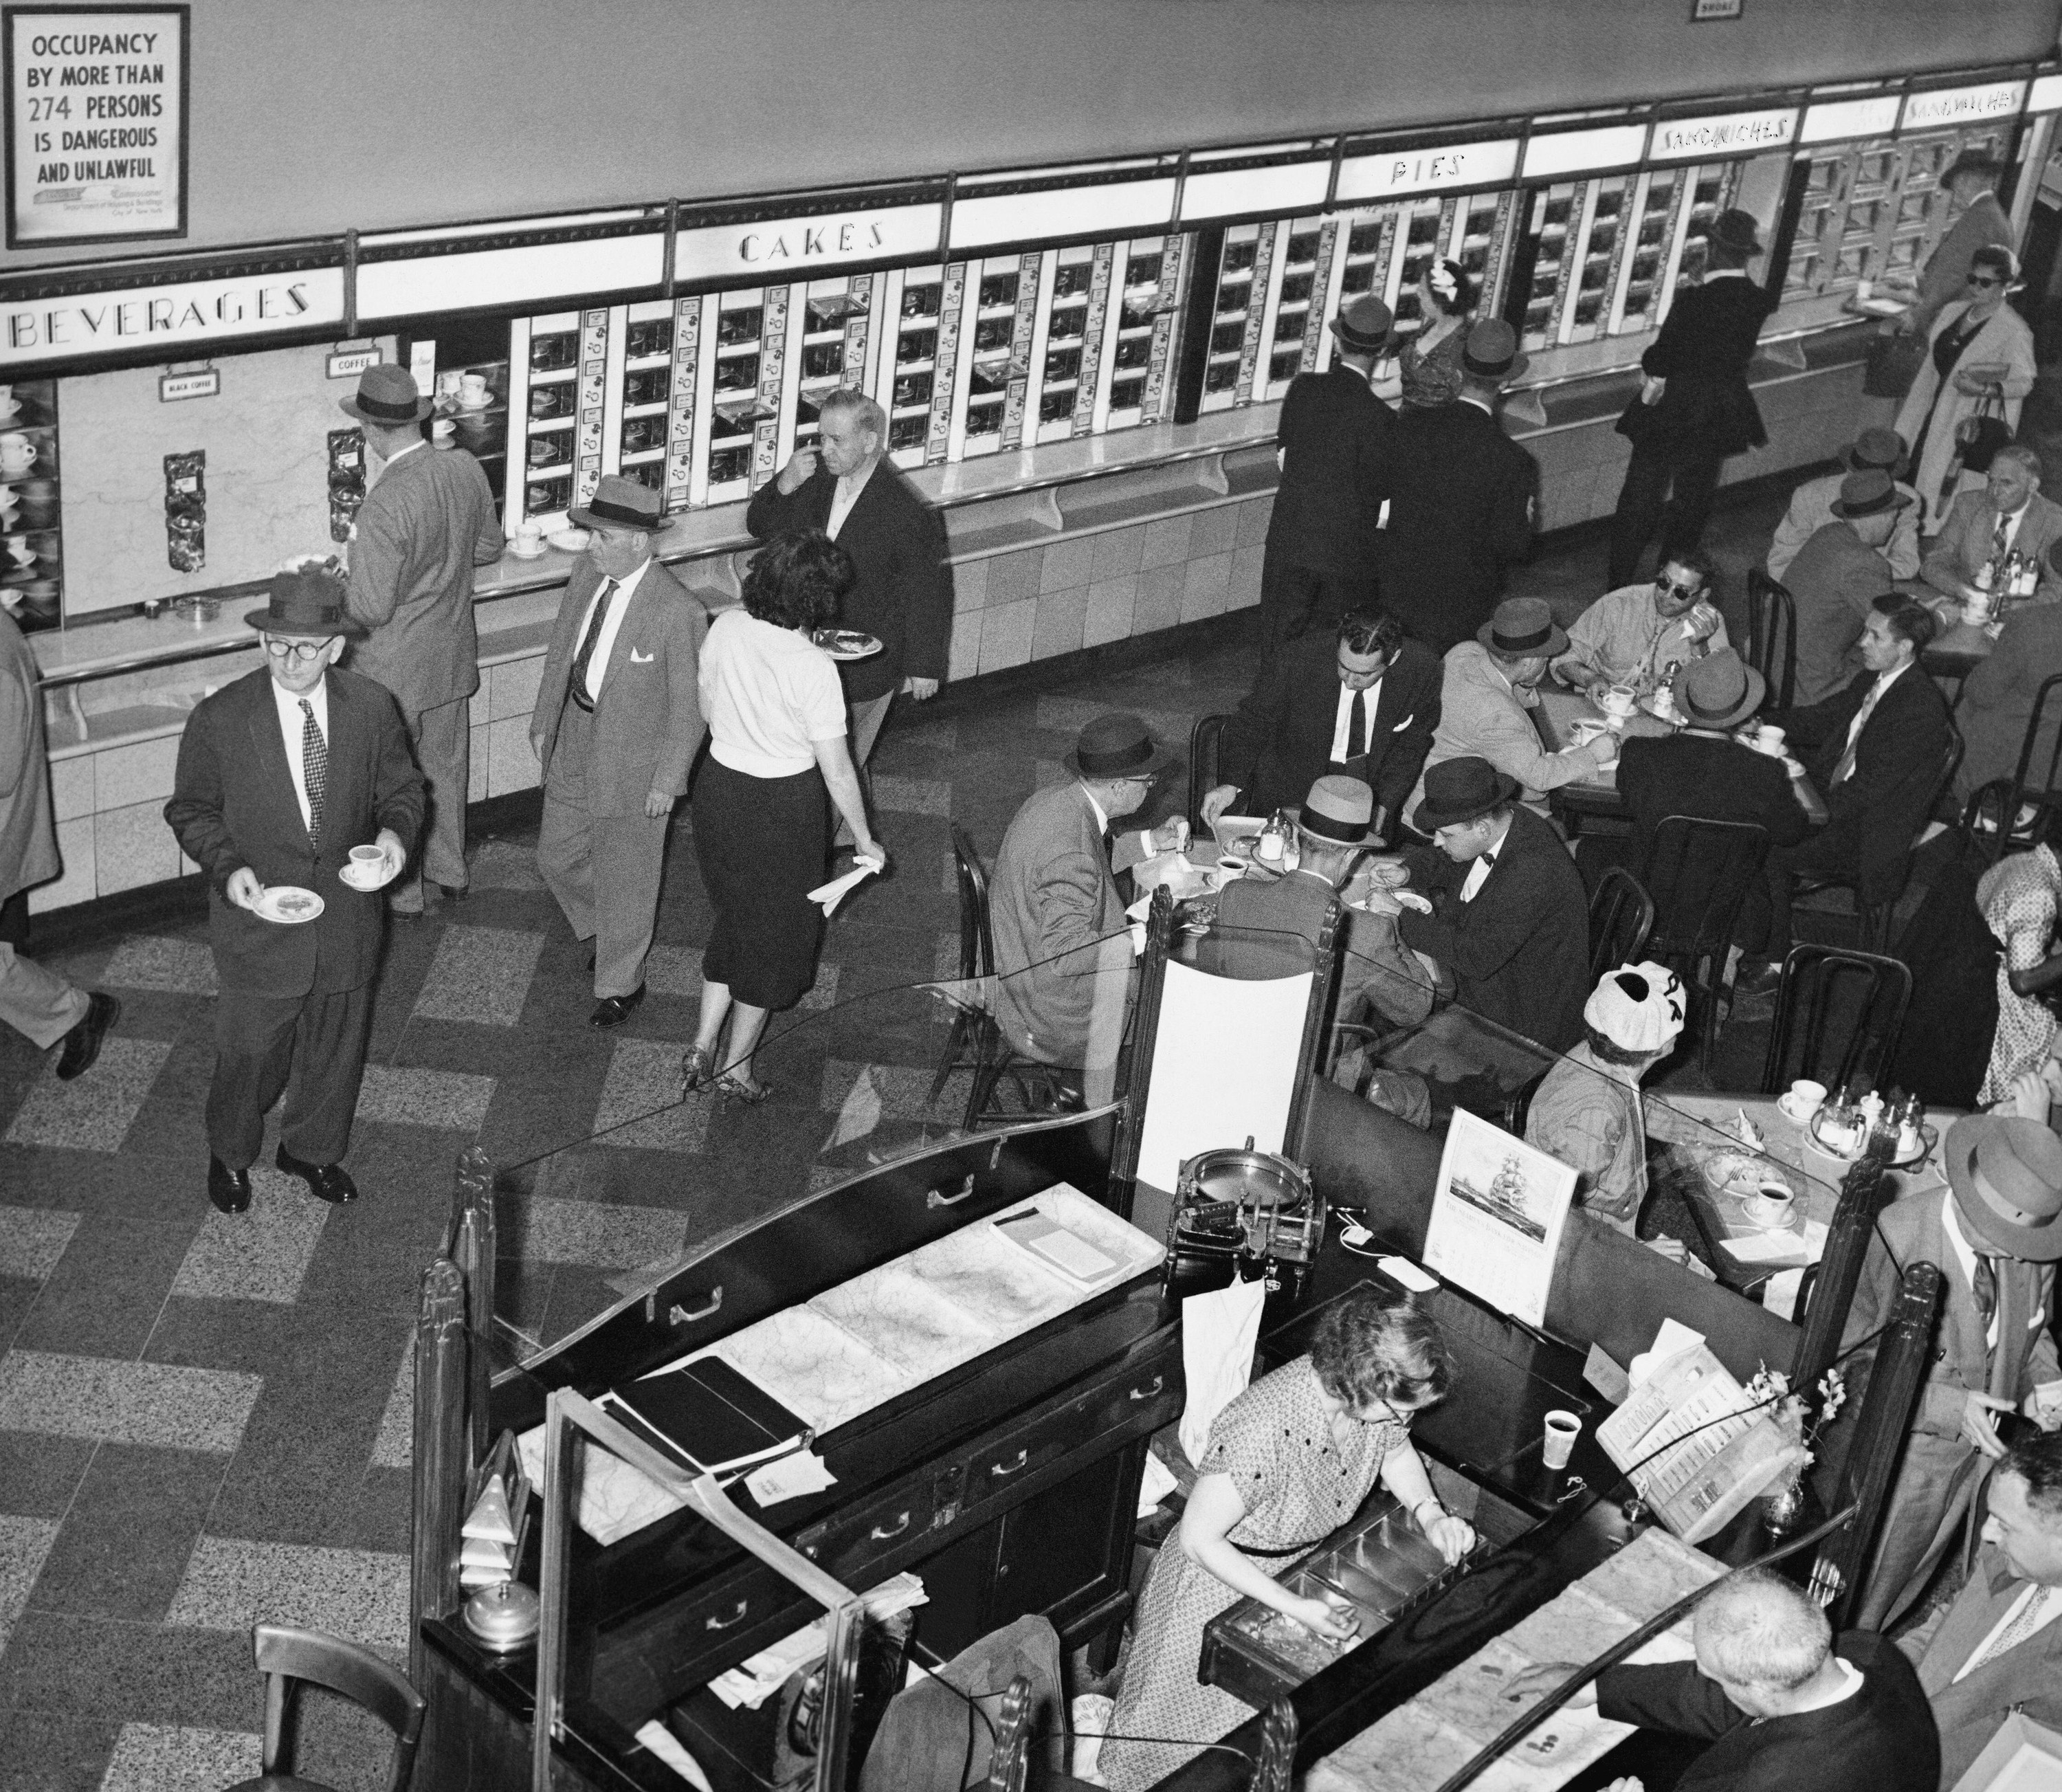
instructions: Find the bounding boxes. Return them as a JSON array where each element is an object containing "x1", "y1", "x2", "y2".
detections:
[{"x1": 1896, "y1": 244, "x2": 2037, "y2": 524}]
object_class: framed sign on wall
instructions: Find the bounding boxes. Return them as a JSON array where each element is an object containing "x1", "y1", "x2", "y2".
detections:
[{"x1": 3, "y1": 4, "x2": 187, "y2": 249}]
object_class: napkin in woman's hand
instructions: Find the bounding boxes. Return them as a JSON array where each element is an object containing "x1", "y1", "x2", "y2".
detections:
[{"x1": 806, "y1": 854, "x2": 885, "y2": 917}]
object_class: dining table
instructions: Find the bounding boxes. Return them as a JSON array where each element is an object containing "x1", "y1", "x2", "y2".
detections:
[{"x1": 1531, "y1": 685, "x2": 1830, "y2": 831}]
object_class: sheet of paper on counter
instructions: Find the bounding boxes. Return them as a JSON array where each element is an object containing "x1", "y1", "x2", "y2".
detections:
[{"x1": 744, "y1": 1450, "x2": 837, "y2": 1507}]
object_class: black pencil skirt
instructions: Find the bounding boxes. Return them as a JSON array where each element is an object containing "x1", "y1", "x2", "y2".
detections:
[{"x1": 696, "y1": 757, "x2": 830, "y2": 1012}]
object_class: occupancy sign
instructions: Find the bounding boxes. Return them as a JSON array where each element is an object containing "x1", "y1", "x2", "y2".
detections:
[{"x1": 3, "y1": 5, "x2": 186, "y2": 248}]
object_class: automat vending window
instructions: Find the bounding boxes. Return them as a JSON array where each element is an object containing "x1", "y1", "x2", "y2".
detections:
[
  {"x1": 1199, "y1": 222, "x2": 1265, "y2": 410},
  {"x1": 1262, "y1": 219, "x2": 1326, "y2": 390},
  {"x1": 1107, "y1": 236, "x2": 1186, "y2": 428},
  {"x1": 705, "y1": 289, "x2": 778, "y2": 505},
  {"x1": 519, "y1": 314, "x2": 578, "y2": 525},
  {"x1": 1037, "y1": 245, "x2": 1094, "y2": 439},
  {"x1": 792, "y1": 277, "x2": 874, "y2": 453},
  {"x1": 617, "y1": 301, "x2": 675, "y2": 497},
  {"x1": 960, "y1": 258, "x2": 1023, "y2": 456},
  {"x1": 883, "y1": 266, "x2": 943, "y2": 467}
]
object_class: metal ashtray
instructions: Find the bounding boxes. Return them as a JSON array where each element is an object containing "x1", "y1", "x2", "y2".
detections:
[{"x1": 463, "y1": 1580, "x2": 540, "y2": 1652}]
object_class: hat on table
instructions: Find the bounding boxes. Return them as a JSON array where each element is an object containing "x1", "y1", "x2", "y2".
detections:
[
  {"x1": 1461, "y1": 318, "x2": 1528, "y2": 384},
  {"x1": 1584, "y1": 962, "x2": 1686, "y2": 1054},
  {"x1": 1330, "y1": 294, "x2": 1395, "y2": 355},
  {"x1": 338, "y1": 362, "x2": 432, "y2": 426},
  {"x1": 1292, "y1": 775, "x2": 1377, "y2": 845},
  {"x1": 1829, "y1": 468, "x2": 1912, "y2": 520},
  {"x1": 568, "y1": 473, "x2": 665, "y2": 533},
  {"x1": 1673, "y1": 648, "x2": 1765, "y2": 731},
  {"x1": 243, "y1": 565, "x2": 366, "y2": 640},
  {"x1": 1708, "y1": 208, "x2": 1764, "y2": 257},
  {"x1": 1477, "y1": 595, "x2": 1568, "y2": 660},
  {"x1": 1065, "y1": 712, "x2": 1175, "y2": 782},
  {"x1": 1409, "y1": 756, "x2": 1519, "y2": 833},
  {"x1": 1945, "y1": 1115, "x2": 2062, "y2": 1262},
  {"x1": 1846, "y1": 427, "x2": 1907, "y2": 472}
]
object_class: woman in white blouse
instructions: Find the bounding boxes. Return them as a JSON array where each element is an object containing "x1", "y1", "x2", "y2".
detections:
[{"x1": 684, "y1": 532, "x2": 885, "y2": 1102}]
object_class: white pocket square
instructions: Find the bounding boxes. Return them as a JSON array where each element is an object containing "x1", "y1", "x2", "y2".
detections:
[
  {"x1": 630, "y1": 648, "x2": 655, "y2": 663},
  {"x1": 1391, "y1": 714, "x2": 1414, "y2": 732}
]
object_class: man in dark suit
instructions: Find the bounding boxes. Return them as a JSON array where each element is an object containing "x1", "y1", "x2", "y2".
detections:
[
  {"x1": 1259, "y1": 294, "x2": 1395, "y2": 653},
  {"x1": 1784, "y1": 469, "x2": 1916, "y2": 707},
  {"x1": 1608, "y1": 208, "x2": 1780, "y2": 588},
  {"x1": 1840, "y1": 1116, "x2": 2062, "y2": 1631},
  {"x1": 1201, "y1": 607, "x2": 1439, "y2": 843},
  {"x1": 530, "y1": 476, "x2": 707, "y2": 1028},
  {"x1": 338, "y1": 363, "x2": 505, "y2": 915},
  {"x1": 1905, "y1": 1430, "x2": 2062, "y2": 1789},
  {"x1": 1373, "y1": 320, "x2": 1538, "y2": 654},
  {"x1": 164, "y1": 569, "x2": 424, "y2": 1215},
  {"x1": 746, "y1": 388, "x2": 951, "y2": 837},
  {"x1": 1386, "y1": 756, "x2": 1590, "y2": 1050},
  {"x1": 1749, "y1": 594, "x2": 1952, "y2": 982},
  {"x1": 1955, "y1": 543, "x2": 2062, "y2": 807}
]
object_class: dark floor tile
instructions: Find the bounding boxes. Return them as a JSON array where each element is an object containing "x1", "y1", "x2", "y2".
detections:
[
  {"x1": 0, "y1": 1433, "x2": 95, "y2": 1519},
  {"x1": 330, "y1": 1468, "x2": 412, "y2": 1557},
  {"x1": 8, "y1": 1207, "x2": 196, "y2": 1358},
  {"x1": 26, "y1": 1444, "x2": 226, "y2": 1622},
  {"x1": 0, "y1": 1611, "x2": 256, "y2": 1728},
  {"x1": 0, "y1": 1708, "x2": 121, "y2": 1792}
]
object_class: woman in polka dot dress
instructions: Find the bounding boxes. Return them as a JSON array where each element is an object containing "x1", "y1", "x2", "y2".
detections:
[{"x1": 1101, "y1": 1286, "x2": 1476, "y2": 1791}]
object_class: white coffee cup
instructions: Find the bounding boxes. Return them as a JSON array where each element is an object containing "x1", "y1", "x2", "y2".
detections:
[
  {"x1": 515, "y1": 522, "x2": 542, "y2": 554},
  {"x1": 1778, "y1": 1078, "x2": 1826, "y2": 1123},
  {"x1": 346, "y1": 843, "x2": 387, "y2": 889},
  {"x1": 1599, "y1": 685, "x2": 1637, "y2": 718},
  {"x1": 1752, "y1": 724, "x2": 1786, "y2": 757},
  {"x1": 1744, "y1": 1182, "x2": 1796, "y2": 1230},
  {"x1": 431, "y1": 417, "x2": 455, "y2": 441},
  {"x1": 435, "y1": 370, "x2": 463, "y2": 400},
  {"x1": 0, "y1": 434, "x2": 36, "y2": 474},
  {"x1": 1543, "y1": 1410, "x2": 1582, "y2": 1470},
  {"x1": 5, "y1": 535, "x2": 32, "y2": 566},
  {"x1": 0, "y1": 386, "x2": 19, "y2": 414},
  {"x1": 459, "y1": 372, "x2": 489, "y2": 406}
]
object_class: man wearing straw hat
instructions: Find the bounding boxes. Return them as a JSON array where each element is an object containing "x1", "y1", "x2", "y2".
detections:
[
  {"x1": 1840, "y1": 1115, "x2": 2062, "y2": 1629},
  {"x1": 1259, "y1": 294, "x2": 1397, "y2": 654},
  {"x1": 337, "y1": 363, "x2": 504, "y2": 916},
  {"x1": 166, "y1": 568, "x2": 423, "y2": 1215}
]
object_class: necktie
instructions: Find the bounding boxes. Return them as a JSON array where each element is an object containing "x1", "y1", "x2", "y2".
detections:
[
  {"x1": 1972, "y1": 1584, "x2": 2052, "y2": 1671},
  {"x1": 1972, "y1": 1252, "x2": 1999, "y2": 1335},
  {"x1": 298, "y1": 698, "x2": 327, "y2": 850},
  {"x1": 1344, "y1": 688, "x2": 1368, "y2": 761},
  {"x1": 1831, "y1": 680, "x2": 1886, "y2": 786},
  {"x1": 569, "y1": 577, "x2": 617, "y2": 707},
  {"x1": 1992, "y1": 512, "x2": 2012, "y2": 569}
]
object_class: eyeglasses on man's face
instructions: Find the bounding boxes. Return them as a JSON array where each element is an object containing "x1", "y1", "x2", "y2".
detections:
[
  {"x1": 262, "y1": 636, "x2": 329, "y2": 664},
  {"x1": 1967, "y1": 274, "x2": 2003, "y2": 289}
]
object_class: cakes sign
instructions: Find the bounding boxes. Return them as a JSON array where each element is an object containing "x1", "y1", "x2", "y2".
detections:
[{"x1": 3, "y1": 4, "x2": 188, "y2": 247}]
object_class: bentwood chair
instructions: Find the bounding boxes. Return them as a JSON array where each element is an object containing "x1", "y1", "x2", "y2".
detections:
[
  {"x1": 1960, "y1": 672, "x2": 2062, "y2": 867},
  {"x1": 1798, "y1": 722, "x2": 1963, "y2": 949},
  {"x1": 1744, "y1": 568, "x2": 1799, "y2": 714},
  {"x1": 1588, "y1": 865, "x2": 1656, "y2": 983},
  {"x1": 1760, "y1": 944, "x2": 1913, "y2": 1098},
  {"x1": 224, "y1": 1624, "x2": 425, "y2": 1792},
  {"x1": 1188, "y1": 714, "x2": 1231, "y2": 833},
  {"x1": 1640, "y1": 815, "x2": 1773, "y2": 1071}
]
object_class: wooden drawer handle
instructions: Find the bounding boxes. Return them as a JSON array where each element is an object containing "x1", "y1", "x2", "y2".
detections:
[
  {"x1": 1129, "y1": 1375, "x2": 1165, "y2": 1402},
  {"x1": 668, "y1": 1285, "x2": 722, "y2": 1325},
  {"x1": 705, "y1": 1600, "x2": 749, "y2": 1631},
  {"x1": 869, "y1": 1510, "x2": 913, "y2": 1541},
  {"x1": 990, "y1": 1448, "x2": 1028, "y2": 1479}
]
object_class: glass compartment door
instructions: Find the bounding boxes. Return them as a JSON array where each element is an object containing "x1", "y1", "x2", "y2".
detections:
[{"x1": 1199, "y1": 221, "x2": 1268, "y2": 413}]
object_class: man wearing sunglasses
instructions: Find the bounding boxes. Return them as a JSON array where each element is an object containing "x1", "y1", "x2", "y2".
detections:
[
  {"x1": 166, "y1": 568, "x2": 423, "y2": 1217},
  {"x1": 1551, "y1": 551, "x2": 1729, "y2": 702}
]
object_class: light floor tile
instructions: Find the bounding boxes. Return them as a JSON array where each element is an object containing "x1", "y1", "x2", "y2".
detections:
[
  {"x1": 167, "y1": 1536, "x2": 410, "y2": 1651},
  {"x1": 469, "y1": 841, "x2": 546, "y2": 890},
  {"x1": 871, "y1": 775, "x2": 952, "y2": 817},
  {"x1": 98, "y1": 936, "x2": 218, "y2": 995},
  {"x1": 509, "y1": 1197, "x2": 690, "y2": 1269},
  {"x1": 0, "y1": 1206, "x2": 81, "y2": 1280},
  {"x1": 168, "y1": 1170, "x2": 330, "y2": 1305},
  {"x1": 411, "y1": 925, "x2": 544, "y2": 1027},
  {"x1": 4, "y1": 1037, "x2": 173, "y2": 1153},
  {"x1": 0, "y1": 1351, "x2": 263, "y2": 1453},
  {"x1": 645, "y1": 947, "x2": 838, "y2": 1010},
  {"x1": 591, "y1": 1039, "x2": 710, "y2": 1153},
  {"x1": 370, "y1": 1337, "x2": 413, "y2": 1472},
  {"x1": 0, "y1": 1514, "x2": 60, "y2": 1657},
  {"x1": 100, "y1": 1723, "x2": 263, "y2": 1792},
  {"x1": 820, "y1": 1060, "x2": 944, "y2": 1120},
  {"x1": 354, "y1": 1065, "x2": 496, "y2": 1132},
  {"x1": 892, "y1": 719, "x2": 959, "y2": 753}
]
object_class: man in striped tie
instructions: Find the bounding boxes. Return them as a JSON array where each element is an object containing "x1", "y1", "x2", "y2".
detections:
[
  {"x1": 166, "y1": 568, "x2": 423, "y2": 1215},
  {"x1": 1906, "y1": 1430, "x2": 2062, "y2": 1787}
]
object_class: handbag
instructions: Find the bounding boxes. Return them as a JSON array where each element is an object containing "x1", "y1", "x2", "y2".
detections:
[
  {"x1": 1942, "y1": 386, "x2": 2011, "y2": 502},
  {"x1": 1614, "y1": 388, "x2": 1663, "y2": 445},
  {"x1": 1863, "y1": 331, "x2": 1927, "y2": 400}
]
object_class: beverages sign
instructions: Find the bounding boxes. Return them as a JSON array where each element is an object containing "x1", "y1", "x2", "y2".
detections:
[
  {"x1": 3, "y1": 4, "x2": 188, "y2": 248},
  {"x1": 0, "y1": 265, "x2": 344, "y2": 366}
]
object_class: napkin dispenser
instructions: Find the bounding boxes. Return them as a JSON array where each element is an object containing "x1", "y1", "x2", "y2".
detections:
[{"x1": 1164, "y1": 1142, "x2": 1326, "y2": 1302}]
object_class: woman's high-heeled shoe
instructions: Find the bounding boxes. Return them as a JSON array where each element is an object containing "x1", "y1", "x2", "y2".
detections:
[
  {"x1": 681, "y1": 1047, "x2": 716, "y2": 1093},
  {"x1": 716, "y1": 1072, "x2": 773, "y2": 1106}
]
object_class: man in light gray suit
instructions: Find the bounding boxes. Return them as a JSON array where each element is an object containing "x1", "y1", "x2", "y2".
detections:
[
  {"x1": 340, "y1": 363, "x2": 505, "y2": 916},
  {"x1": 530, "y1": 476, "x2": 708, "y2": 1028},
  {"x1": 1904, "y1": 1430, "x2": 2062, "y2": 1789},
  {"x1": 0, "y1": 604, "x2": 115, "y2": 1076}
]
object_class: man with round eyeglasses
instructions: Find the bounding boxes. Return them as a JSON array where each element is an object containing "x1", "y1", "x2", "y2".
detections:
[{"x1": 166, "y1": 567, "x2": 423, "y2": 1216}]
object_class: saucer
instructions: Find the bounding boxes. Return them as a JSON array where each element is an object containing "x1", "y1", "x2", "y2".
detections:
[
  {"x1": 508, "y1": 540, "x2": 548, "y2": 560},
  {"x1": 1776, "y1": 1096, "x2": 1820, "y2": 1124},
  {"x1": 457, "y1": 392, "x2": 493, "y2": 410},
  {"x1": 339, "y1": 863, "x2": 387, "y2": 892},
  {"x1": 254, "y1": 885, "x2": 324, "y2": 925},
  {"x1": 546, "y1": 529, "x2": 590, "y2": 553}
]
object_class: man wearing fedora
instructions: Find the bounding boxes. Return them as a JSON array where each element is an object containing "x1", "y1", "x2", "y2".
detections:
[
  {"x1": 1373, "y1": 319, "x2": 1539, "y2": 654},
  {"x1": 1840, "y1": 1115, "x2": 2062, "y2": 1630},
  {"x1": 164, "y1": 568, "x2": 423, "y2": 1213},
  {"x1": 529, "y1": 476, "x2": 707, "y2": 1028},
  {"x1": 1410, "y1": 597, "x2": 1617, "y2": 826},
  {"x1": 1768, "y1": 428, "x2": 1921, "y2": 583},
  {"x1": 1922, "y1": 444, "x2": 2062, "y2": 612},
  {"x1": 1607, "y1": 649, "x2": 1811, "y2": 956},
  {"x1": 1784, "y1": 468, "x2": 1917, "y2": 708},
  {"x1": 337, "y1": 364, "x2": 505, "y2": 916},
  {"x1": 1607, "y1": 208, "x2": 1779, "y2": 590},
  {"x1": 1375, "y1": 755, "x2": 1590, "y2": 1051},
  {"x1": 990, "y1": 714, "x2": 1183, "y2": 1085},
  {"x1": 1900, "y1": 151, "x2": 2017, "y2": 341},
  {"x1": 1259, "y1": 294, "x2": 1397, "y2": 654}
]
